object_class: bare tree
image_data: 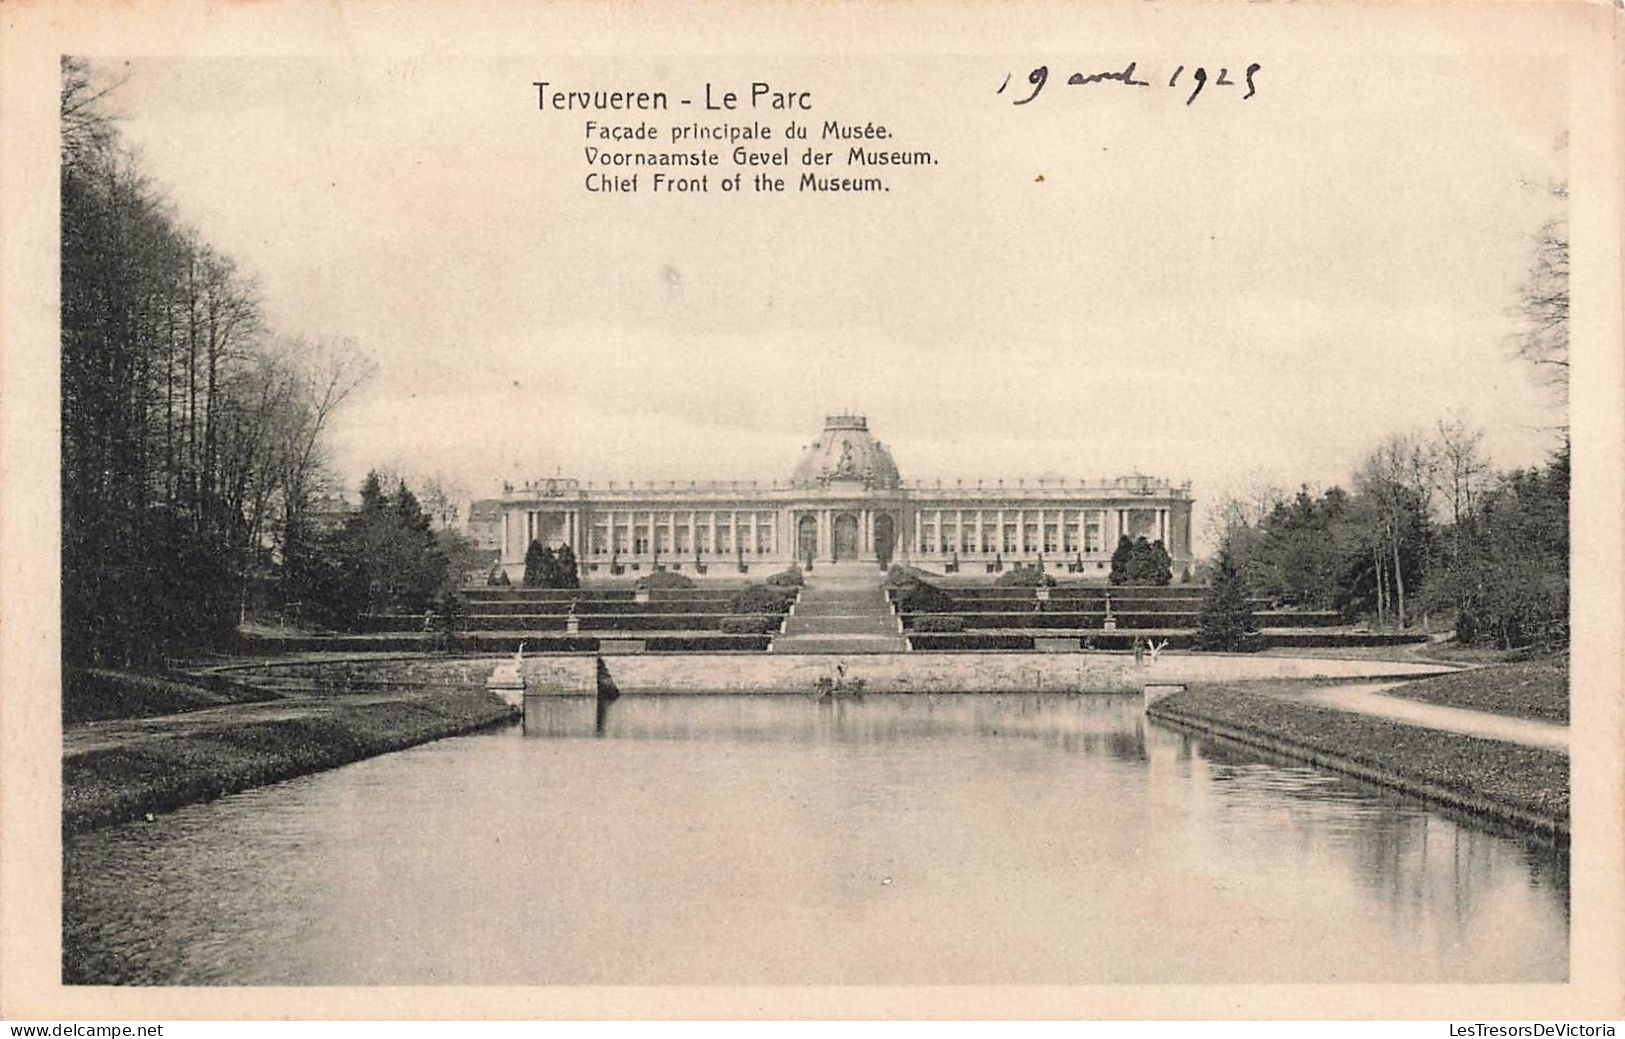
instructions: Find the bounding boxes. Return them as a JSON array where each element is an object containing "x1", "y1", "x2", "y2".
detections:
[
  {"x1": 60, "y1": 57, "x2": 124, "y2": 173},
  {"x1": 1353, "y1": 434, "x2": 1434, "y2": 629},
  {"x1": 1515, "y1": 213, "x2": 1568, "y2": 408},
  {"x1": 272, "y1": 336, "x2": 376, "y2": 557},
  {"x1": 1202, "y1": 471, "x2": 1285, "y2": 550},
  {"x1": 1431, "y1": 417, "x2": 1491, "y2": 541}
]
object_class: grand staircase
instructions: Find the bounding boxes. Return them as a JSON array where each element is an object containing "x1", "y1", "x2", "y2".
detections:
[{"x1": 775, "y1": 563, "x2": 908, "y2": 654}]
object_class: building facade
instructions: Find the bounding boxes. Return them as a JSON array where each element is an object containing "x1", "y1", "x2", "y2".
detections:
[{"x1": 497, "y1": 414, "x2": 1194, "y2": 580}]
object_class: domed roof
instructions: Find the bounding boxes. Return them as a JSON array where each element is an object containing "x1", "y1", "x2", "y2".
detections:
[{"x1": 790, "y1": 414, "x2": 901, "y2": 490}]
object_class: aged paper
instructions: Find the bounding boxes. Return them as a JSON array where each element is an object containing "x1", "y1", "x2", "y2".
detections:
[{"x1": 2, "y1": 0, "x2": 1622, "y2": 1021}]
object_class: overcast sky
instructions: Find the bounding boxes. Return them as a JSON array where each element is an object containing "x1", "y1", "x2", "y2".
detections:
[{"x1": 104, "y1": 50, "x2": 1566, "y2": 542}]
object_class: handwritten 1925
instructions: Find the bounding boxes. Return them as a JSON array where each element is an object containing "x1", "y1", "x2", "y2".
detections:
[{"x1": 997, "y1": 62, "x2": 1261, "y2": 106}]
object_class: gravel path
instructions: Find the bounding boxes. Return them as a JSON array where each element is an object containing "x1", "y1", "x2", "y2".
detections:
[{"x1": 1270, "y1": 680, "x2": 1569, "y2": 754}]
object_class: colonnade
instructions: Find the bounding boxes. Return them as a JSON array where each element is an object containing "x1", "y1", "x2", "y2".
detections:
[
  {"x1": 909, "y1": 506, "x2": 1171, "y2": 558},
  {"x1": 501, "y1": 501, "x2": 1185, "y2": 567}
]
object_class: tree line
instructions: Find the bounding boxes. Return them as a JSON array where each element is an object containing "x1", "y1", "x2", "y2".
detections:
[
  {"x1": 1201, "y1": 170, "x2": 1568, "y2": 655},
  {"x1": 61, "y1": 58, "x2": 389, "y2": 664},
  {"x1": 1208, "y1": 423, "x2": 1567, "y2": 651}
]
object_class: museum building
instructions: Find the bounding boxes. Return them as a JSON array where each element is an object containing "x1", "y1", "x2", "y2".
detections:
[{"x1": 497, "y1": 414, "x2": 1194, "y2": 579}]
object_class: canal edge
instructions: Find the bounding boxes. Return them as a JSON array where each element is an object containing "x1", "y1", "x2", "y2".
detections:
[{"x1": 1145, "y1": 702, "x2": 1570, "y2": 843}]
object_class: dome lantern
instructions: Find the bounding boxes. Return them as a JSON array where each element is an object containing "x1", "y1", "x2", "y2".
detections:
[{"x1": 790, "y1": 414, "x2": 901, "y2": 490}]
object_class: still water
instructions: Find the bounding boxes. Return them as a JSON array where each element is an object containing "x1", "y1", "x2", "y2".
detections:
[{"x1": 63, "y1": 694, "x2": 1568, "y2": 985}]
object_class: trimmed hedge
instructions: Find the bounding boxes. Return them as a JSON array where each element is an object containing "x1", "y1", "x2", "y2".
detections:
[
  {"x1": 643, "y1": 635, "x2": 773, "y2": 652},
  {"x1": 728, "y1": 584, "x2": 795, "y2": 614},
  {"x1": 636, "y1": 570, "x2": 697, "y2": 591},
  {"x1": 462, "y1": 588, "x2": 633, "y2": 603},
  {"x1": 721, "y1": 614, "x2": 780, "y2": 635},
  {"x1": 765, "y1": 566, "x2": 805, "y2": 588},
  {"x1": 580, "y1": 614, "x2": 726, "y2": 631},
  {"x1": 995, "y1": 564, "x2": 1057, "y2": 588},
  {"x1": 890, "y1": 573, "x2": 955, "y2": 614},
  {"x1": 907, "y1": 633, "x2": 1035, "y2": 651},
  {"x1": 912, "y1": 615, "x2": 966, "y2": 633}
]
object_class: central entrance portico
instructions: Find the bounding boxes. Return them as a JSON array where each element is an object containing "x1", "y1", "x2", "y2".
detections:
[{"x1": 833, "y1": 513, "x2": 859, "y2": 561}]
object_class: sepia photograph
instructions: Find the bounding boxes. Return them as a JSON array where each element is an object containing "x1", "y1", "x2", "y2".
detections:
[{"x1": 2, "y1": 0, "x2": 1622, "y2": 1022}]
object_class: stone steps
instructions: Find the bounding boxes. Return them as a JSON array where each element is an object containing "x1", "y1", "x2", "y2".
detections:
[
  {"x1": 774, "y1": 568, "x2": 907, "y2": 655},
  {"x1": 774, "y1": 634, "x2": 909, "y2": 655},
  {"x1": 783, "y1": 615, "x2": 897, "y2": 636},
  {"x1": 792, "y1": 599, "x2": 886, "y2": 617}
]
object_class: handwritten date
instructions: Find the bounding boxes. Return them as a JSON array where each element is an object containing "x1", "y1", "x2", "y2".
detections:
[{"x1": 998, "y1": 62, "x2": 1260, "y2": 106}]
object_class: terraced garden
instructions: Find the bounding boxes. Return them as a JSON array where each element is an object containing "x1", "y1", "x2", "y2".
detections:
[
  {"x1": 354, "y1": 583, "x2": 799, "y2": 652},
  {"x1": 891, "y1": 579, "x2": 1426, "y2": 652}
]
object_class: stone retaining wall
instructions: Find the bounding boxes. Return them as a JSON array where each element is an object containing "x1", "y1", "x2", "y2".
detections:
[{"x1": 516, "y1": 651, "x2": 1457, "y2": 697}]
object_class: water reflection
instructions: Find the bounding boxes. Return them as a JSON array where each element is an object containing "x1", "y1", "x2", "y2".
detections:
[
  {"x1": 65, "y1": 693, "x2": 1568, "y2": 985},
  {"x1": 530, "y1": 690, "x2": 1154, "y2": 745}
]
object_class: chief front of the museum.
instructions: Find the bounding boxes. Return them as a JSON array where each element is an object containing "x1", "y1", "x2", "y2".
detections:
[{"x1": 498, "y1": 415, "x2": 1194, "y2": 580}]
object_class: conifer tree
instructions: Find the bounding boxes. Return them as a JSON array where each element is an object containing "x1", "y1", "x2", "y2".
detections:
[
  {"x1": 1149, "y1": 539, "x2": 1174, "y2": 586},
  {"x1": 1109, "y1": 535, "x2": 1134, "y2": 585},
  {"x1": 553, "y1": 543, "x2": 581, "y2": 589},
  {"x1": 523, "y1": 539, "x2": 551, "y2": 588},
  {"x1": 1195, "y1": 547, "x2": 1258, "y2": 651},
  {"x1": 1125, "y1": 536, "x2": 1156, "y2": 583}
]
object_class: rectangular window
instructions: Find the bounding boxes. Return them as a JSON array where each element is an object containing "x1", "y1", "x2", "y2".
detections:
[
  {"x1": 1085, "y1": 515, "x2": 1103, "y2": 552},
  {"x1": 1003, "y1": 524, "x2": 1017, "y2": 553},
  {"x1": 921, "y1": 528, "x2": 936, "y2": 553},
  {"x1": 592, "y1": 528, "x2": 609, "y2": 555},
  {"x1": 1043, "y1": 524, "x2": 1058, "y2": 553},
  {"x1": 717, "y1": 524, "x2": 731, "y2": 553},
  {"x1": 1063, "y1": 523, "x2": 1079, "y2": 553},
  {"x1": 613, "y1": 529, "x2": 628, "y2": 553},
  {"x1": 694, "y1": 524, "x2": 709, "y2": 554},
  {"x1": 756, "y1": 525, "x2": 772, "y2": 554},
  {"x1": 655, "y1": 526, "x2": 669, "y2": 553},
  {"x1": 675, "y1": 529, "x2": 689, "y2": 554},
  {"x1": 634, "y1": 526, "x2": 649, "y2": 555},
  {"x1": 961, "y1": 527, "x2": 975, "y2": 554}
]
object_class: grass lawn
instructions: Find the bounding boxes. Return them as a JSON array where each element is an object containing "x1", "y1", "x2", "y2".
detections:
[
  {"x1": 1150, "y1": 684, "x2": 1568, "y2": 834},
  {"x1": 63, "y1": 688, "x2": 517, "y2": 833},
  {"x1": 1385, "y1": 658, "x2": 1568, "y2": 724},
  {"x1": 63, "y1": 667, "x2": 280, "y2": 724}
]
